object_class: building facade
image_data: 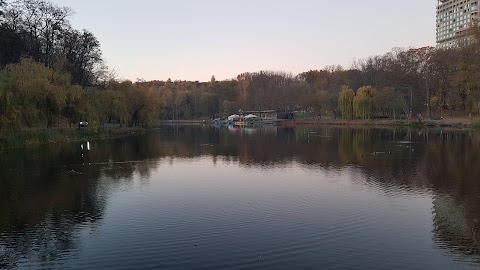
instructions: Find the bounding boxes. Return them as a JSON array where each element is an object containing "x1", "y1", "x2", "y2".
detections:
[{"x1": 436, "y1": 0, "x2": 479, "y2": 48}]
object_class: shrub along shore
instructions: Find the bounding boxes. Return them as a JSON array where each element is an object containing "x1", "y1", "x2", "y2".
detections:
[{"x1": 0, "y1": 127, "x2": 146, "y2": 151}]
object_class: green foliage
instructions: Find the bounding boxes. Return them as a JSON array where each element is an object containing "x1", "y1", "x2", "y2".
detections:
[
  {"x1": 5, "y1": 58, "x2": 72, "y2": 128},
  {"x1": 472, "y1": 121, "x2": 480, "y2": 129},
  {"x1": 0, "y1": 0, "x2": 105, "y2": 87},
  {"x1": 108, "y1": 80, "x2": 162, "y2": 127},
  {"x1": 99, "y1": 90, "x2": 128, "y2": 124},
  {"x1": 373, "y1": 87, "x2": 406, "y2": 119},
  {"x1": 0, "y1": 128, "x2": 110, "y2": 150},
  {"x1": 338, "y1": 85, "x2": 355, "y2": 119},
  {"x1": 466, "y1": 89, "x2": 480, "y2": 114},
  {"x1": 221, "y1": 100, "x2": 237, "y2": 115},
  {"x1": 0, "y1": 71, "x2": 16, "y2": 130},
  {"x1": 0, "y1": 58, "x2": 167, "y2": 132},
  {"x1": 353, "y1": 86, "x2": 376, "y2": 119},
  {"x1": 2, "y1": 0, "x2": 480, "y2": 133},
  {"x1": 409, "y1": 121, "x2": 425, "y2": 128},
  {"x1": 317, "y1": 89, "x2": 339, "y2": 117}
]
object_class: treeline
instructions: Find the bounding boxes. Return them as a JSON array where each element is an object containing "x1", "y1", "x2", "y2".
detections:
[
  {"x1": 0, "y1": 0, "x2": 106, "y2": 87},
  {"x1": 2, "y1": 0, "x2": 480, "y2": 132}
]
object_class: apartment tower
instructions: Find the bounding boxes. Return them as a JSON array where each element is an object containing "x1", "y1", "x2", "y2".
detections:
[{"x1": 436, "y1": 0, "x2": 479, "y2": 48}]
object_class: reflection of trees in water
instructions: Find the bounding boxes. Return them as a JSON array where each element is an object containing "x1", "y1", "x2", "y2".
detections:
[
  {"x1": 432, "y1": 196, "x2": 480, "y2": 258},
  {"x1": 1, "y1": 126, "x2": 480, "y2": 267},
  {"x1": 0, "y1": 136, "x2": 160, "y2": 268},
  {"x1": 156, "y1": 126, "x2": 480, "y2": 258},
  {"x1": 126, "y1": 127, "x2": 480, "y2": 259},
  {"x1": 424, "y1": 131, "x2": 480, "y2": 258},
  {"x1": 1, "y1": 213, "x2": 80, "y2": 269},
  {"x1": 0, "y1": 143, "x2": 107, "y2": 268}
]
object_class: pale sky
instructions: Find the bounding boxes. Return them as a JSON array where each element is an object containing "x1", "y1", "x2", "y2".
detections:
[{"x1": 50, "y1": 0, "x2": 436, "y2": 82}]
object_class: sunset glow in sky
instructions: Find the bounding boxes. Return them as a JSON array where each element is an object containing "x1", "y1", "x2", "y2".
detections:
[{"x1": 51, "y1": 0, "x2": 436, "y2": 81}]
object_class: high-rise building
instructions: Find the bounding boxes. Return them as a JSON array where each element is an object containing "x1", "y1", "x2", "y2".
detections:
[{"x1": 436, "y1": 0, "x2": 479, "y2": 48}]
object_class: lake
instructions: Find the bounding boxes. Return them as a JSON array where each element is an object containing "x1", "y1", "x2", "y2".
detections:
[{"x1": 1, "y1": 126, "x2": 480, "y2": 269}]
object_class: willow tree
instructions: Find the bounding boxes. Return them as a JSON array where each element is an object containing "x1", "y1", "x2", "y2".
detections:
[
  {"x1": 353, "y1": 86, "x2": 376, "y2": 119},
  {"x1": 0, "y1": 71, "x2": 19, "y2": 131},
  {"x1": 99, "y1": 89, "x2": 128, "y2": 125},
  {"x1": 338, "y1": 85, "x2": 355, "y2": 119},
  {"x1": 5, "y1": 58, "x2": 69, "y2": 128}
]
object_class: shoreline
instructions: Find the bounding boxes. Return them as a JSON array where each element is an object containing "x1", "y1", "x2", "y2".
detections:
[
  {"x1": 160, "y1": 116, "x2": 480, "y2": 130},
  {"x1": 277, "y1": 117, "x2": 479, "y2": 129},
  {"x1": 0, "y1": 127, "x2": 147, "y2": 151},
  {"x1": 2, "y1": 118, "x2": 479, "y2": 151}
]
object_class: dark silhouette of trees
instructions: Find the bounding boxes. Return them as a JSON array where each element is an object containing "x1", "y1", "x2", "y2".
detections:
[
  {"x1": 0, "y1": 0, "x2": 104, "y2": 87},
  {"x1": 61, "y1": 29, "x2": 103, "y2": 87},
  {"x1": 3, "y1": 0, "x2": 480, "y2": 131}
]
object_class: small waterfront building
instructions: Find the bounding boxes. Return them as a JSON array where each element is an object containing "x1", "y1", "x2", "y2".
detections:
[
  {"x1": 242, "y1": 110, "x2": 277, "y2": 121},
  {"x1": 238, "y1": 110, "x2": 295, "y2": 121}
]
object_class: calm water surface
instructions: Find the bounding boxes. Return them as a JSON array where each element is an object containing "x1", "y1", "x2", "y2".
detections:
[{"x1": 1, "y1": 126, "x2": 480, "y2": 269}]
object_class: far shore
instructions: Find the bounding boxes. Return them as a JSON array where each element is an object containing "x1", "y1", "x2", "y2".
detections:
[
  {"x1": 162, "y1": 116, "x2": 480, "y2": 130},
  {"x1": 0, "y1": 127, "x2": 147, "y2": 151},
  {"x1": 278, "y1": 116, "x2": 480, "y2": 129},
  {"x1": 2, "y1": 117, "x2": 479, "y2": 151}
]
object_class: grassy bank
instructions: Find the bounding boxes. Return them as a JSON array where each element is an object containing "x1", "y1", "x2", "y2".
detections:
[
  {"x1": 0, "y1": 127, "x2": 146, "y2": 151},
  {"x1": 471, "y1": 121, "x2": 480, "y2": 129},
  {"x1": 279, "y1": 117, "x2": 478, "y2": 129}
]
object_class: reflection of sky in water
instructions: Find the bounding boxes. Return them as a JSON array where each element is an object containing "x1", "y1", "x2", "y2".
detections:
[{"x1": 83, "y1": 157, "x2": 467, "y2": 269}]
